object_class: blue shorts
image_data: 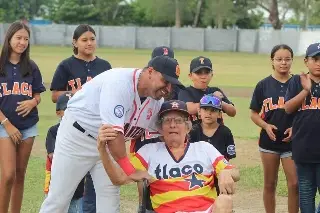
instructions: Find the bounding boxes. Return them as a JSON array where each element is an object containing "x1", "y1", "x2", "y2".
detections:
[
  {"x1": 0, "y1": 124, "x2": 38, "y2": 141},
  {"x1": 259, "y1": 147, "x2": 292, "y2": 158}
]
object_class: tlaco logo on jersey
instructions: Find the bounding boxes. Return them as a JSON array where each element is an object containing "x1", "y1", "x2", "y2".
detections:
[
  {"x1": 114, "y1": 105, "x2": 124, "y2": 118},
  {"x1": 146, "y1": 108, "x2": 152, "y2": 120},
  {"x1": 154, "y1": 163, "x2": 204, "y2": 179}
]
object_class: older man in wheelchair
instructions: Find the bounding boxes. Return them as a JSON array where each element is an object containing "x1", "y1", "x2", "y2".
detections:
[{"x1": 97, "y1": 100, "x2": 240, "y2": 213}]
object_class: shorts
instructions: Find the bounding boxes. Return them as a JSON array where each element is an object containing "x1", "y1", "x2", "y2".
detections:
[
  {"x1": 0, "y1": 124, "x2": 38, "y2": 141},
  {"x1": 259, "y1": 147, "x2": 292, "y2": 158}
]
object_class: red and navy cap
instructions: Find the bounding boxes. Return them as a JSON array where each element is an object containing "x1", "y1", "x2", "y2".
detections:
[
  {"x1": 148, "y1": 55, "x2": 184, "y2": 89},
  {"x1": 306, "y1": 43, "x2": 320, "y2": 57},
  {"x1": 159, "y1": 100, "x2": 189, "y2": 118},
  {"x1": 56, "y1": 92, "x2": 73, "y2": 111},
  {"x1": 151, "y1": 46, "x2": 174, "y2": 59},
  {"x1": 190, "y1": 56, "x2": 213, "y2": 73}
]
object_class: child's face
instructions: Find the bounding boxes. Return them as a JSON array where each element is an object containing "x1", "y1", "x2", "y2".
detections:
[
  {"x1": 199, "y1": 107, "x2": 221, "y2": 124},
  {"x1": 271, "y1": 49, "x2": 293, "y2": 74},
  {"x1": 189, "y1": 68, "x2": 213, "y2": 90},
  {"x1": 56, "y1": 110, "x2": 65, "y2": 118},
  {"x1": 304, "y1": 55, "x2": 320, "y2": 77}
]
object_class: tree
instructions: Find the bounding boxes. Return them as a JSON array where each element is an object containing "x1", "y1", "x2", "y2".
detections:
[
  {"x1": 175, "y1": 0, "x2": 181, "y2": 27},
  {"x1": 192, "y1": 0, "x2": 204, "y2": 27},
  {"x1": 203, "y1": 0, "x2": 236, "y2": 28},
  {"x1": 49, "y1": 0, "x2": 99, "y2": 24},
  {"x1": 257, "y1": 0, "x2": 282, "y2": 29},
  {"x1": 0, "y1": 0, "x2": 49, "y2": 22}
]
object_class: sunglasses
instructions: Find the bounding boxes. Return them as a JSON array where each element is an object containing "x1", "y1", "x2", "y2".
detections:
[{"x1": 200, "y1": 95, "x2": 222, "y2": 108}]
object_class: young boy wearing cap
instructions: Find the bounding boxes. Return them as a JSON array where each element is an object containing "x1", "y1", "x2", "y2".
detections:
[
  {"x1": 151, "y1": 46, "x2": 180, "y2": 100},
  {"x1": 189, "y1": 94, "x2": 236, "y2": 195},
  {"x1": 178, "y1": 56, "x2": 236, "y2": 124},
  {"x1": 284, "y1": 42, "x2": 320, "y2": 213},
  {"x1": 44, "y1": 92, "x2": 84, "y2": 213}
]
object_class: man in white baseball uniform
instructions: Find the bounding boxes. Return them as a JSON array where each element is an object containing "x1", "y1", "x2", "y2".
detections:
[{"x1": 39, "y1": 55, "x2": 184, "y2": 213}]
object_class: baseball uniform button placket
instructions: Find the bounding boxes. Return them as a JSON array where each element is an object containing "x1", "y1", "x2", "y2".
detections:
[{"x1": 73, "y1": 121, "x2": 95, "y2": 139}]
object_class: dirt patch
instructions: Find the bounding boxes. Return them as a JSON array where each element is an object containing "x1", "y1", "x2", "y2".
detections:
[
  {"x1": 233, "y1": 138, "x2": 260, "y2": 167},
  {"x1": 233, "y1": 190, "x2": 288, "y2": 213}
]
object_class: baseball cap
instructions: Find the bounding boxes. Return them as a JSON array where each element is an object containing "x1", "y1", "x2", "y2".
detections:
[
  {"x1": 200, "y1": 95, "x2": 222, "y2": 110},
  {"x1": 56, "y1": 92, "x2": 73, "y2": 111},
  {"x1": 158, "y1": 100, "x2": 189, "y2": 118},
  {"x1": 148, "y1": 55, "x2": 184, "y2": 89},
  {"x1": 306, "y1": 43, "x2": 320, "y2": 57},
  {"x1": 151, "y1": 46, "x2": 174, "y2": 59},
  {"x1": 190, "y1": 56, "x2": 213, "y2": 73}
]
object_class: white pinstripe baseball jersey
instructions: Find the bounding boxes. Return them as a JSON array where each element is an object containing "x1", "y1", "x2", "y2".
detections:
[{"x1": 66, "y1": 68, "x2": 163, "y2": 139}]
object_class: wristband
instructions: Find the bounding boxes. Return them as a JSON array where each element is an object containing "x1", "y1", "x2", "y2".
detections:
[
  {"x1": 117, "y1": 157, "x2": 136, "y2": 176},
  {"x1": 1, "y1": 118, "x2": 8, "y2": 125}
]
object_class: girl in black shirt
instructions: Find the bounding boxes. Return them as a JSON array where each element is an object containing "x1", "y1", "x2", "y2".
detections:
[{"x1": 250, "y1": 44, "x2": 298, "y2": 213}]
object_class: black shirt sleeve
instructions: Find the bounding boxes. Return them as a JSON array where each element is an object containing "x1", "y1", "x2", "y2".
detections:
[
  {"x1": 30, "y1": 61, "x2": 46, "y2": 93},
  {"x1": 50, "y1": 61, "x2": 69, "y2": 91},
  {"x1": 223, "y1": 126, "x2": 236, "y2": 160},
  {"x1": 250, "y1": 81, "x2": 264, "y2": 113},
  {"x1": 285, "y1": 75, "x2": 302, "y2": 103},
  {"x1": 178, "y1": 88, "x2": 194, "y2": 103},
  {"x1": 45, "y1": 125, "x2": 58, "y2": 154},
  {"x1": 104, "y1": 61, "x2": 112, "y2": 71},
  {"x1": 188, "y1": 124, "x2": 201, "y2": 142}
]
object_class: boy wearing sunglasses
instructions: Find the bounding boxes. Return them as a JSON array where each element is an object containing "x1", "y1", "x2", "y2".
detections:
[
  {"x1": 178, "y1": 56, "x2": 236, "y2": 124},
  {"x1": 189, "y1": 94, "x2": 236, "y2": 195},
  {"x1": 189, "y1": 94, "x2": 236, "y2": 160}
]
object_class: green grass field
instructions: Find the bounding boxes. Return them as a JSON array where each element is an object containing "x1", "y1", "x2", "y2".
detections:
[{"x1": 20, "y1": 46, "x2": 308, "y2": 212}]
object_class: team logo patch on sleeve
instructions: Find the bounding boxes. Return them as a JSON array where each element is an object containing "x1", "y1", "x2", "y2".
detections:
[
  {"x1": 227, "y1": 145, "x2": 236, "y2": 156},
  {"x1": 114, "y1": 105, "x2": 124, "y2": 118}
]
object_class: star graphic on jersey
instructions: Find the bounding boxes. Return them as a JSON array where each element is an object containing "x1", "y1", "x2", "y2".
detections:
[
  {"x1": 185, "y1": 173, "x2": 205, "y2": 189},
  {"x1": 171, "y1": 102, "x2": 179, "y2": 108}
]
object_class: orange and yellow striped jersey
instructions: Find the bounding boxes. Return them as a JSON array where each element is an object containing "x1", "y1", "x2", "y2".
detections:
[{"x1": 130, "y1": 141, "x2": 233, "y2": 213}]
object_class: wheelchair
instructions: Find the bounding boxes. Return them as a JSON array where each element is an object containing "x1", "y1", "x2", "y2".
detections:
[{"x1": 138, "y1": 179, "x2": 153, "y2": 213}]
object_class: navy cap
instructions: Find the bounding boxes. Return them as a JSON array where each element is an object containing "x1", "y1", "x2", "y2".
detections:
[
  {"x1": 56, "y1": 92, "x2": 73, "y2": 111},
  {"x1": 148, "y1": 56, "x2": 184, "y2": 89},
  {"x1": 151, "y1": 46, "x2": 174, "y2": 59},
  {"x1": 200, "y1": 94, "x2": 222, "y2": 110},
  {"x1": 190, "y1": 56, "x2": 213, "y2": 73},
  {"x1": 159, "y1": 100, "x2": 189, "y2": 118},
  {"x1": 306, "y1": 43, "x2": 320, "y2": 57}
]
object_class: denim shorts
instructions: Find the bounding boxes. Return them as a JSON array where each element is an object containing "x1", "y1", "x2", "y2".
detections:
[
  {"x1": 0, "y1": 124, "x2": 38, "y2": 141},
  {"x1": 259, "y1": 147, "x2": 292, "y2": 158}
]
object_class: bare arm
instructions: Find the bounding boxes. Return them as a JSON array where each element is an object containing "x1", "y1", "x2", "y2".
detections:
[
  {"x1": 250, "y1": 110, "x2": 268, "y2": 129},
  {"x1": 229, "y1": 167, "x2": 240, "y2": 182},
  {"x1": 222, "y1": 102, "x2": 236, "y2": 117},
  {"x1": 186, "y1": 102, "x2": 200, "y2": 115},
  {"x1": 51, "y1": 90, "x2": 75, "y2": 103},
  {"x1": 98, "y1": 145, "x2": 131, "y2": 185},
  {"x1": 284, "y1": 89, "x2": 309, "y2": 114}
]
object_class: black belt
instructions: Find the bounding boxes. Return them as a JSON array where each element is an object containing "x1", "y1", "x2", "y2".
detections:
[{"x1": 73, "y1": 121, "x2": 95, "y2": 139}]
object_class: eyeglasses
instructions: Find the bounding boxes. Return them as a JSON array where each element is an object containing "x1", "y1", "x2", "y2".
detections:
[
  {"x1": 273, "y1": 58, "x2": 293, "y2": 63},
  {"x1": 161, "y1": 117, "x2": 187, "y2": 125},
  {"x1": 200, "y1": 95, "x2": 221, "y2": 107}
]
